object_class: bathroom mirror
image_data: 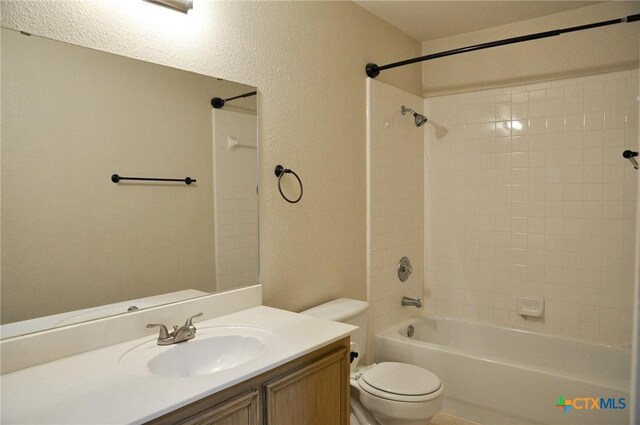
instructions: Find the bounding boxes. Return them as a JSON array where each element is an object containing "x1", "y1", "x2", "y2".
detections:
[{"x1": 0, "y1": 28, "x2": 259, "y2": 339}]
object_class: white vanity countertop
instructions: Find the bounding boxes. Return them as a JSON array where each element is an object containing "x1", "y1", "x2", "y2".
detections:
[{"x1": 1, "y1": 306, "x2": 356, "y2": 424}]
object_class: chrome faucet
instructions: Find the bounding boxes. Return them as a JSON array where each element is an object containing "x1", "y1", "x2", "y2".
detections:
[
  {"x1": 401, "y1": 296, "x2": 422, "y2": 308},
  {"x1": 147, "y1": 313, "x2": 203, "y2": 346}
]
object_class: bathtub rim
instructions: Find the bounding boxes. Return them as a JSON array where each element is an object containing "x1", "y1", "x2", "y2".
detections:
[
  {"x1": 375, "y1": 313, "x2": 631, "y2": 393},
  {"x1": 380, "y1": 313, "x2": 632, "y2": 351}
]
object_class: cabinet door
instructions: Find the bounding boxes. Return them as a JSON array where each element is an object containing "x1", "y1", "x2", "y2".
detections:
[
  {"x1": 181, "y1": 390, "x2": 260, "y2": 425},
  {"x1": 264, "y1": 347, "x2": 349, "y2": 425}
]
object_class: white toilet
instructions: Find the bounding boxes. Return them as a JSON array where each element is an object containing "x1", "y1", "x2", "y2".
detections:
[{"x1": 301, "y1": 298, "x2": 443, "y2": 425}]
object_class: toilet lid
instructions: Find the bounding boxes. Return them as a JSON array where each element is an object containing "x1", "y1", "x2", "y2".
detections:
[{"x1": 360, "y1": 362, "x2": 441, "y2": 397}]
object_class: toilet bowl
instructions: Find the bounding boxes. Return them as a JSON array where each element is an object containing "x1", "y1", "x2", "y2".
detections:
[
  {"x1": 352, "y1": 362, "x2": 443, "y2": 425},
  {"x1": 300, "y1": 298, "x2": 444, "y2": 425}
]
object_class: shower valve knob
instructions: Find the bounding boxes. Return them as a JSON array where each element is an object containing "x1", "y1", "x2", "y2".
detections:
[{"x1": 398, "y1": 256, "x2": 413, "y2": 282}]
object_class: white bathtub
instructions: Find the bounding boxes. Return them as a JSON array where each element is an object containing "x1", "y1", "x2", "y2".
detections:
[{"x1": 373, "y1": 315, "x2": 630, "y2": 425}]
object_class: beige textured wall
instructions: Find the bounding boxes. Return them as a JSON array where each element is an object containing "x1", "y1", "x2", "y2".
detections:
[
  {"x1": 421, "y1": 2, "x2": 640, "y2": 96},
  {"x1": 0, "y1": 1, "x2": 422, "y2": 312}
]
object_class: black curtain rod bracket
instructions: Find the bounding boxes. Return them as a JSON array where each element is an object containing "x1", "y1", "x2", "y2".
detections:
[
  {"x1": 623, "y1": 150, "x2": 639, "y2": 170},
  {"x1": 111, "y1": 174, "x2": 196, "y2": 185},
  {"x1": 211, "y1": 90, "x2": 257, "y2": 109},
  {"x1": 366, "y1": 14, "x2": 640, "y2": 78}
]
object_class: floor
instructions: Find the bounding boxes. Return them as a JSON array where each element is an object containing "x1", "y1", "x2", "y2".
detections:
[{"x1": 431, "y1": 413, "x2": 481, "y2": 425}]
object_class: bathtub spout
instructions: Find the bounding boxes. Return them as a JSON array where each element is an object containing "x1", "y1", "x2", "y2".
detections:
[{"x1": 401, "y1": 296, "x2": 422, "y2": 308}]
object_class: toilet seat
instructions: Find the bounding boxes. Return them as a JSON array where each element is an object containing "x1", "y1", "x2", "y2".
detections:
[{"x1": 358, "y1": 362, "x2": 442, "y2": 402}]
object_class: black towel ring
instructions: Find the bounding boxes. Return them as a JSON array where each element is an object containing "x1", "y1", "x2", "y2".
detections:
[{"x1": 275, "y1": 165, "x2": 303, "y2": 203}]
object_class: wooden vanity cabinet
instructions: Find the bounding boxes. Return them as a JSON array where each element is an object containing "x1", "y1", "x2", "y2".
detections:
[
  {"x1": 179, "y1": 390, "x2": 260, "y2": 425},
  {"x1": 148, "y1": 337, "x2": 350, "y2": 425}
]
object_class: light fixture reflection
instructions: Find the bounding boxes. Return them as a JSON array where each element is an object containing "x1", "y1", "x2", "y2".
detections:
[
  {"x1": 144, "y1": 0, "x2": 193, "y2": 14},
  {"x1": 509, "y1": 120, "x2": 523, "y2": 131}
]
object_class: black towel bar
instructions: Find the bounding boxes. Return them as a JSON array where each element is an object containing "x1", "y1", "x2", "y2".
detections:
[{"x1": 111, "y1": 174, "x2": 196, "y2": 185}]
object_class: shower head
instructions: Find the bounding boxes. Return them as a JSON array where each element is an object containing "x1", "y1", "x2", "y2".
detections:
[{"x1": 401, "y1": 105, "x2": 428, "y2": 127}]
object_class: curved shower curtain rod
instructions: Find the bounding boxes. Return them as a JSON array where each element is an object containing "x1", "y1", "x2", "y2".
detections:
[
  {"x1": 211, "y1": 90, "x2": 257, "y2": 109},
  {"x1": 366, "y1": 13, "x2": 640, "y2": 78}
]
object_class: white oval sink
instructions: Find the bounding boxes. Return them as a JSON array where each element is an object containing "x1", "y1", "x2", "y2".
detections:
[{"x1": 119, "y1": 325, "x2": 276, "y2": 378}]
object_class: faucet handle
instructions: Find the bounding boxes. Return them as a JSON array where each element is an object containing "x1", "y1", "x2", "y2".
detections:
[
  {"x1": 185, "y1": 313, "x2": 203, "y2": 326},
  {"x1": 146, "y1": 323, "x2": 170, "y2": 339}
]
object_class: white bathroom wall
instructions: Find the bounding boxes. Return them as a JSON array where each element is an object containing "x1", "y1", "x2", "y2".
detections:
[
  {"x1": 424, "y1": 69, "x2": 639, "y2": 345},
  {"x1": 213, "y1": 108, "x2": 259, "y2": 292},
  {"x1": 367, "y1": 79, "x2": 424, "y2": 343}
]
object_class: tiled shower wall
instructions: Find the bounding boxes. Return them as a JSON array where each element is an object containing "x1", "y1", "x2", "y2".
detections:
[
  {"x1": 367, "y1": 79, "x2": 424, "y2": 341},
  {"x1": 424, "y1": 69, "x2": 639, "y2": 345}
]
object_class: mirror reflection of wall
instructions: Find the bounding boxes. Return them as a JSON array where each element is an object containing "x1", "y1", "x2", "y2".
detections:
[{"x1": 0, "y1": 28, "x2": 259, "y2": 337}]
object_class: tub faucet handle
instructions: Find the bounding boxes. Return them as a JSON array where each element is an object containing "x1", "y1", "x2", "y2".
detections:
[{"x1": 398, "y1": 257, "x2": 413, "y2": 282}]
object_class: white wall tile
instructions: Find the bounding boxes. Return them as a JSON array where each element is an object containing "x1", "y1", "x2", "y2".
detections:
[
  {"x1": 368, "y1": 79, "x2": 424, "y2": 340},
  {"x1": 424, "y1": 69, "x2": 638, "y2": 345}
]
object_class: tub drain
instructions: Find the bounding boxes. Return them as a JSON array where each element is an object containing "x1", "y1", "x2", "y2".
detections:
[{"x1": 407, "y1": 325, "x2": 414, "y2": 338}]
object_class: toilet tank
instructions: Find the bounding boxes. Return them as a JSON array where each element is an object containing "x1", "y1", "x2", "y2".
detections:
[{"x1": 300, "y1": 298, "x2": 369, "y2": 359}]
